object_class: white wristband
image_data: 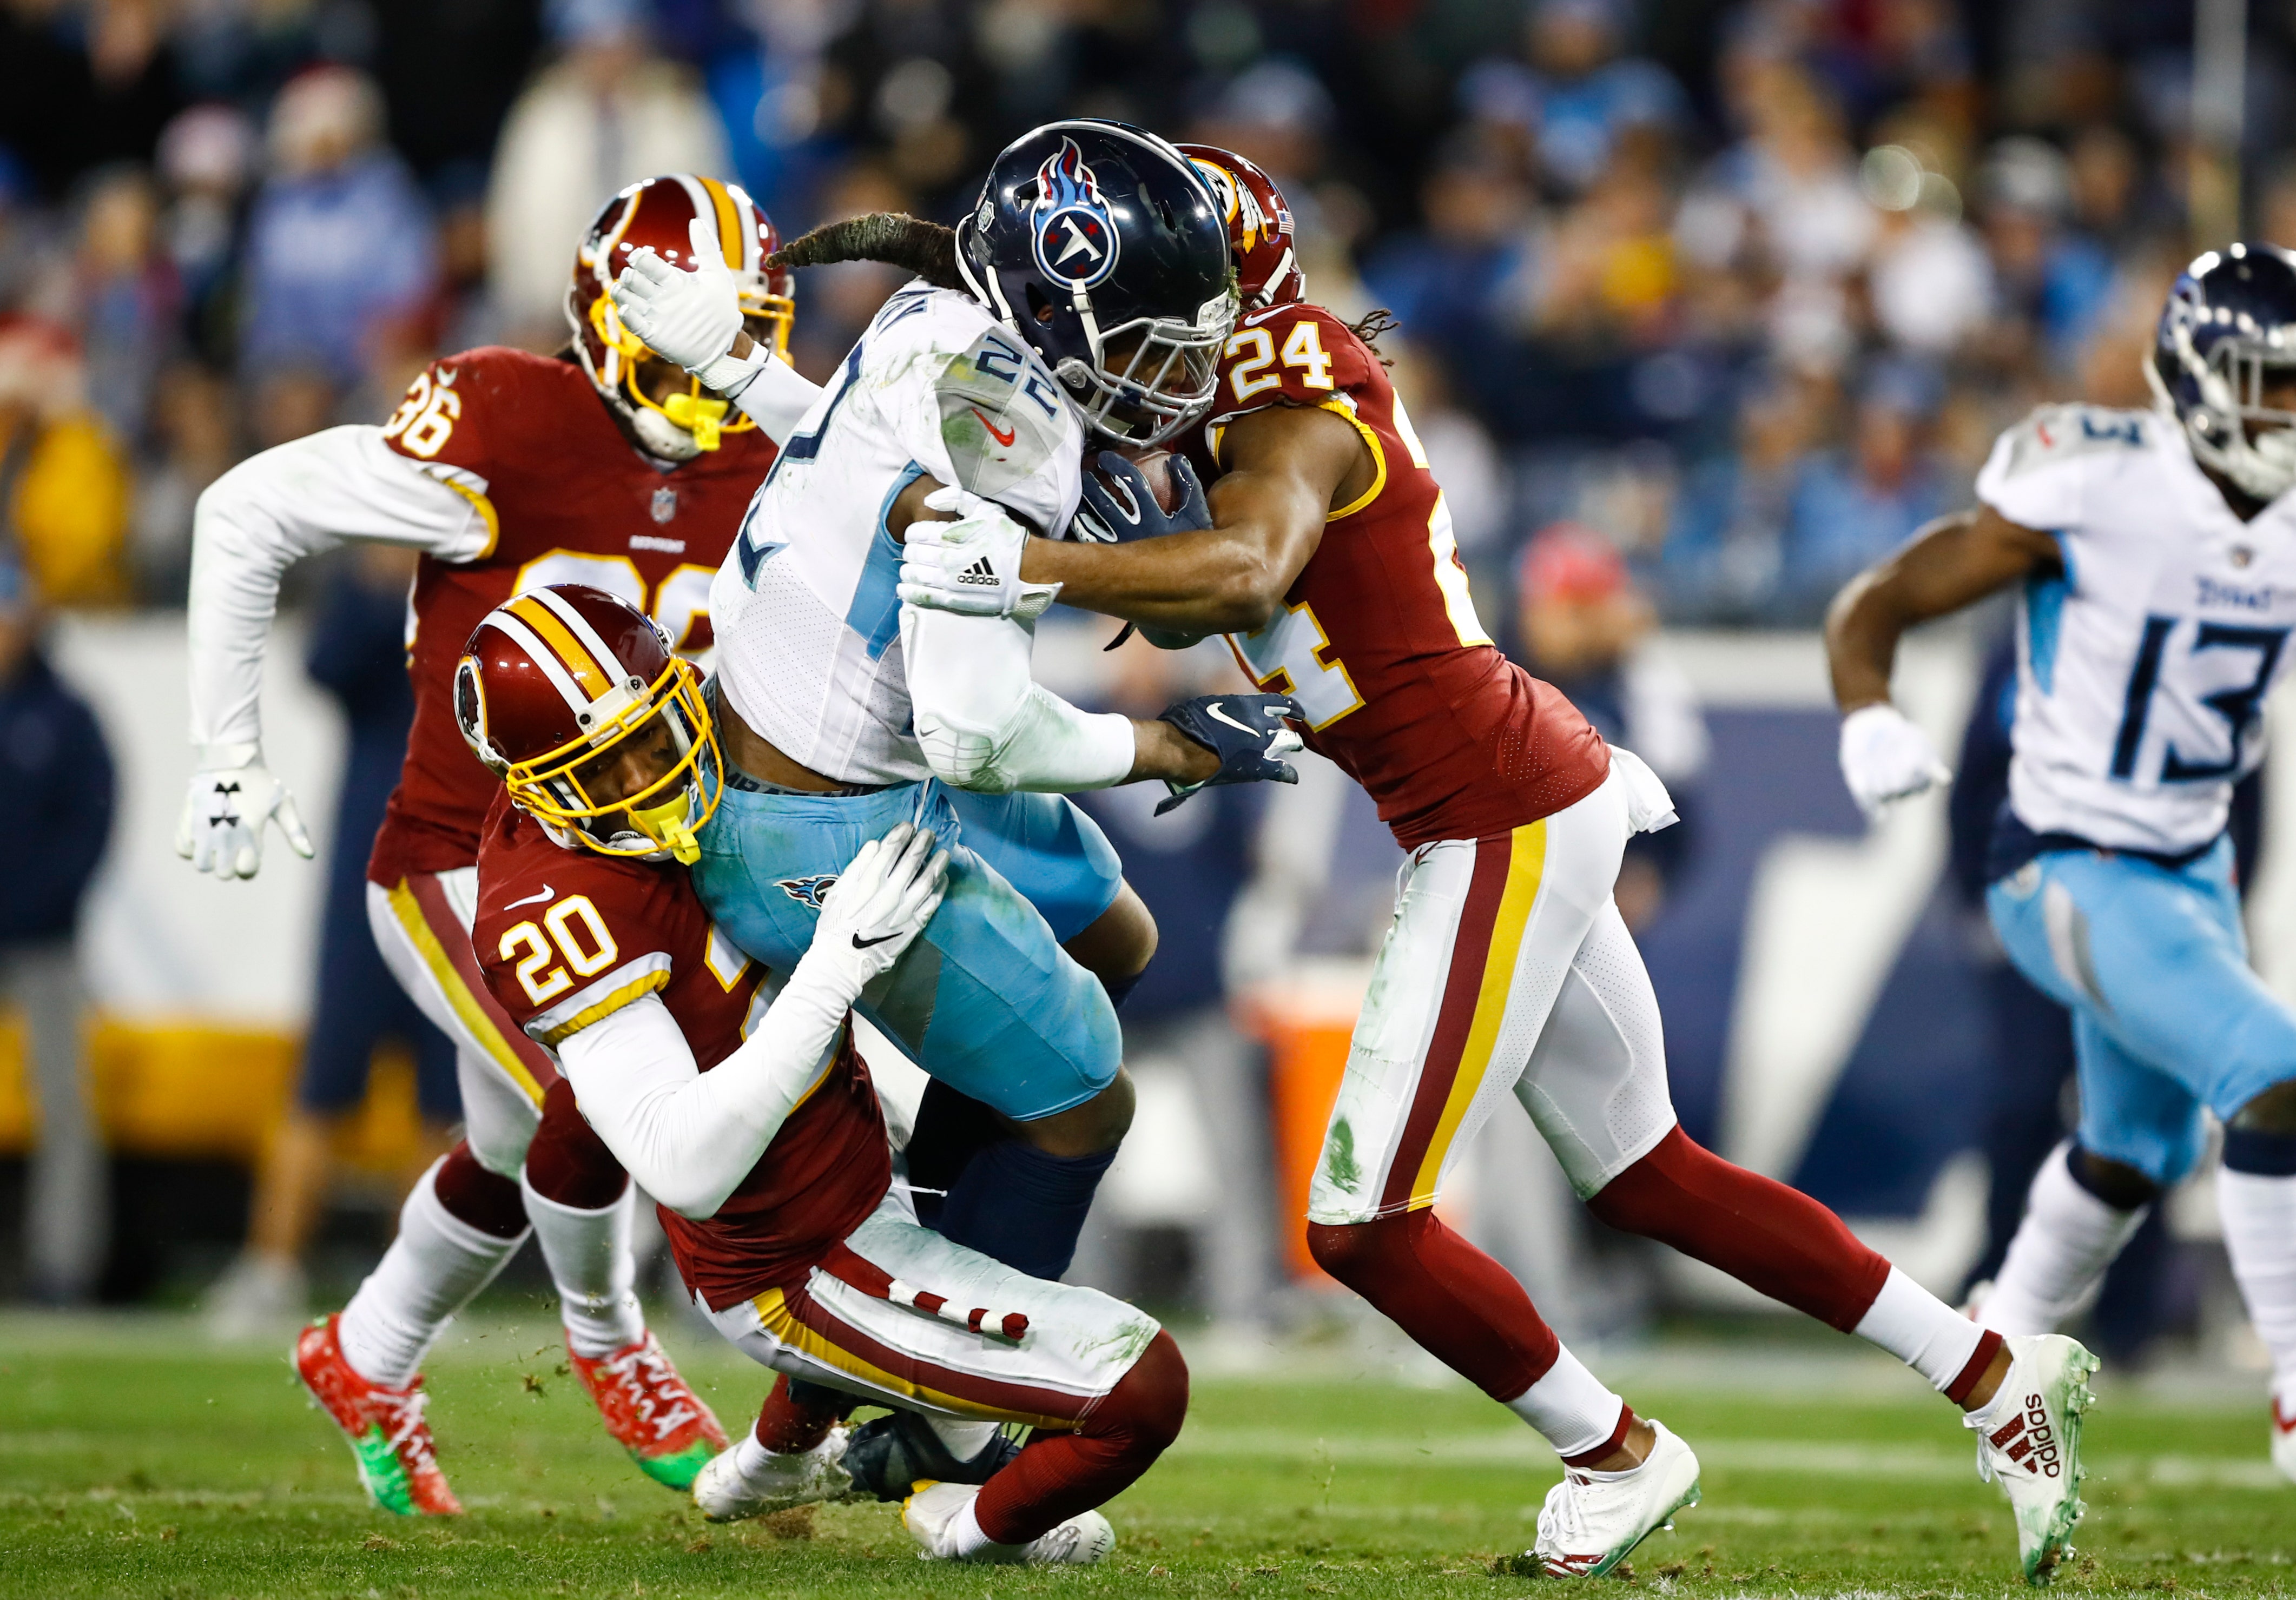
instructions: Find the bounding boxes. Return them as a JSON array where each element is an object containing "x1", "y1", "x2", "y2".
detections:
[{"x1": 691, "y1": 342, "x2": 767, "y2": 399}]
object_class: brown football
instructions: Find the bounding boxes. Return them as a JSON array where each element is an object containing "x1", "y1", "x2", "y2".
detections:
[{"x1": 1087, "y1": 444, "x2": 1182, "y2": 515}]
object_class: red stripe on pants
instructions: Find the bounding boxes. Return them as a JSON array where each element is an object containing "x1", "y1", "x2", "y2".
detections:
[{"x1": 1377, "y1": 836, "x2": 1514, "y2": 1213}]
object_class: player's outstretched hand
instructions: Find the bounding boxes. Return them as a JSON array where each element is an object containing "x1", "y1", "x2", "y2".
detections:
[
  {"x1": 897, "y1": 486, "x2": 1063, "y2": 622},
  {"x1": 805, "y1": 823, "x2": 950, "y2": 1001},
  {"x1": 1072, "y1": 451, "x2": 1211, "y2": 545},
  {"x1": 175, "y1": 742, "x2": 315, "y2": 880},
  {"x1": 611, "y1": 217, "x2": 744, "y2": 377},
  {"x1": 1838, "y1": 703, "x2": 1952, "y2": 817},
  {"x1": 1155, "y1": 693, "x2": 1305, "y2": 815}
]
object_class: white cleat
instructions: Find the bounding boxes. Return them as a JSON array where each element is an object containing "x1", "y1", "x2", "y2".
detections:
[
  {"x1": 2271, "y1": 1387, "x2": 2296, "y2": 1485},
  {"x1": 691, "y1": 1428, "x2": 853, "y2": 1522},
  {"x1": 1967, "y1": 1333, "x2": 2099, "y2": 1584},
  {"x1": 1530, "y1": 1419, "x2": 1701, "y2": 1578},
  {"x1": 902, "y1": 1480, "x2": 1114, "y2": 1564}
]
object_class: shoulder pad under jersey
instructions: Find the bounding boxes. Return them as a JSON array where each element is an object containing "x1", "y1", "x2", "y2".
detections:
[{"x1": 1992, "y1": 404, "x2": 2151, "y2": 480}]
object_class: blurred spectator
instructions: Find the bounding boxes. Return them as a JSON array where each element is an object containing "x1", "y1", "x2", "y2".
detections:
[
  {"x1": 155, "y1": 104, "x2": 258, "y2": 366},
  {"x1": 1361, "y1": 135, "x2": 1535, "y2": 372},
  {"x1": 1516, "y1": 523, "x2": 1705, "y2": 929},
  {"x1": 204, "y1": 547, "x2": 457, "y2": 1339},
  {"x1": 1862, "y1": 146, "x2": 1992, "y2": 356},
  {"x1": 1660, "y1": 364, "x2": 1826, "y2": 620},
  {"x1": 129, "y1": 362, "x2": 236, "y2": 603},
  {"x1": 74, "y1": 165, "x2": 181, "y2": 447},
  {"x1": 1779, "y1": 357, "x2": 1948, "y2": 618},
  {"x1": 1978, "y1": 136, "x2": 2115, "y2": 375},
  {"x1": 0, "y1": 316, "x2": 131, "y2": 605},
  {"x1": 1390, "y1": 344, "x2": 1508, "y2": 559},
  {"x1": 0, "y1": 552, "x2": 116, "y2": 1303},
  {"x1": 0, "y1": 0, "x2": 183, "y2": 202},
  {"x1": 1070, "y1": 636, "x2": 1279, "y2": 1335},
  {"x1": 1459, "y1": 0, "x2": 1686, "y2": 195},
  {"x1": 486, "y1": 0, "x2": 733, "y2": 343},
  {"x1": 240, "y1": 68, "x2": 437, "y2": 390},
  {"x1": 782, "y1": 158, "x2": 915, "y2": 383}
]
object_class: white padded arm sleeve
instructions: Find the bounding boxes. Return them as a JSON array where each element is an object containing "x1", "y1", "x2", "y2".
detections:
[
  {"x1": 187, "y1": 426, "x2": 489, "y2": 749},
  {"x1": 726, "y1": 354, "x2": 826, "y2": 448},
  {"x1": 551, "y1": 951, "x2": 861, "y2": 1220},
  {"x1": 901, "y1": 604, "x2": 1134, "y2": 794}
]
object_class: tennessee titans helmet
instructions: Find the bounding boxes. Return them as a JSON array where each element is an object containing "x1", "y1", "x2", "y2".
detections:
[
  {"x1": 2149, "y1": 243, "x2": 2296, "y2": 501},
  {"x1": 956, "y1": 119, "x2": 1236, "y2": 447}
]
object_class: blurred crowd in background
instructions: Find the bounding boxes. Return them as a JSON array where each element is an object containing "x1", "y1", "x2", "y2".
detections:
[
  {"x1": 4, "y1": 0, "x2": 2285, "y2": 630},
  {"x1": 0, "y1": 0, "x2": 2278, "y2": 1344}
]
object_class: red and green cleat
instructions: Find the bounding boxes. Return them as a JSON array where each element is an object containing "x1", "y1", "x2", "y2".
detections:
[
  {"x1": 293, "y1": 1314, "x2": 461, "y2": 1516},
  {"x1": 568, "y1": 1330, "x2": 728, "y2": 1491}
]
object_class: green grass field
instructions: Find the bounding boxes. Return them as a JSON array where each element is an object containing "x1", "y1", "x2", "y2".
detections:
[{"x1": 2, "y1": 1310, "x2": 2290, "y2": 1599}]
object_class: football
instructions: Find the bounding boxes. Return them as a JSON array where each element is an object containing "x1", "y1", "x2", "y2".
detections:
[{"x1": 1087, "y1": 443, "x2": 1183, "y2": 515}]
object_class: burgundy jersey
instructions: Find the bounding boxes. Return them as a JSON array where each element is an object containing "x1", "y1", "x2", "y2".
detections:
[
  {"x1": 368, "y1": 347, "x2": 777, "y2": 885},
  {"x1": 472, "y1": 796, "x2": 890, "y2": 1310},
  {"x1": 1195, "y1": 303, "x2": 1608, "y2": 848}
]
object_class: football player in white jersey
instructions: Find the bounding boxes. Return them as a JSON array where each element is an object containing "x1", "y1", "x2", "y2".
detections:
[
  {"x1": 603, "y1": 119, "x2": 1296, "y2": 1318},
  {"x1": 1828, "y1": 244, "x2": 2296, "y2": 1482}
]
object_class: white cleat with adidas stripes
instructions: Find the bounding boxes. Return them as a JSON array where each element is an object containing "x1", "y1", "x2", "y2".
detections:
[
  {"x1": 1529, "y1": 1419, "x2": 1701, "y2": 1578},
  {"x1": 902, "y1": 1480, "x2": 1114, "y2": 1564},
  {"x1": 1966, "y1": 1333, "x2": 2100, "y2": 1584}
]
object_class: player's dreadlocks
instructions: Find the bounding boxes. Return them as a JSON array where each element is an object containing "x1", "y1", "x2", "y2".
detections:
[
  {"x1": 770, "y1": 214, "x2": 962, "y2": 290},
  {"x1": 1348, "y1": 308, "x2": 1400, "y2": 366}
]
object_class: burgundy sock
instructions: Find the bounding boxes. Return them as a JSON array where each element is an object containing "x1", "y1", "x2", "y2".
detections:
[
  {"x1": 753, "y1": 1373, "x2": 839, "y2": 1455},
  {"x1": 972, "y1": 1330, "x2": 1187, "y2": 1545},
  {"x1": 524, "y1": 1077, "x2": 631, "y2": 1212},
  {"x1": 432, "y1": 1140, "x2": 527, "y2": 1240},
  {"x1": 1305, "y1": 1209, "x2": 1562, "y2": 1399},
  {"x1": 1588, "y1": 1127, "x2": 1890, "y2": 1330}
]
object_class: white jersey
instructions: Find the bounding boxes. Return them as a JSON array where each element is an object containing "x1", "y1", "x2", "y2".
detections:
[
  {"x1": 1977, "y1": 402, "x2": 2296, "y2": 855},
  {"x1": 709, "y1": 282, "x2": 1085, "y2": 784}
]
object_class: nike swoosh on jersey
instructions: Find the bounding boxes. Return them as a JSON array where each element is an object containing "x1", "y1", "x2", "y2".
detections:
[
  {"x1": 971, "y1": 407, "x2": 1017, "y2": 447},
  {"x1": 1203, "y1": 702, "x2": 1259, "y2": 736},
  {"x1": 504, "y1": 885, "x2": 555, "y2": 909}
]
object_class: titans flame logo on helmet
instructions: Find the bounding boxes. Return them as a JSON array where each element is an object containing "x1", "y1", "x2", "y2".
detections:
[{"x1": 1030, "y1": 137, "x2": 1120, "y2": 290}]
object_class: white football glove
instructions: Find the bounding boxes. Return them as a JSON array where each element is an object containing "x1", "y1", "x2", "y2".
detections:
[
  {"x1": 896, "y1": 486, "x2": 1063, "y2": 622},
  {"x1": 795, "y1": 823, "x2": 950, "y2": 1007},
  {"x1": 610, "y1": 217, "x2": 761, "y2": 393},
  {"x1": 1838, "y1": 703, "x2": 1952, "y2": 817},
  {"x1": 175, "y1": 742, "x2": 315, "y2": 880}
]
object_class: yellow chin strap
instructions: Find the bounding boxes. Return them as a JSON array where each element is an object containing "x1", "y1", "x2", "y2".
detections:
[{"x1": 629, "y1": 789, "x2": 701, "y2": 864}]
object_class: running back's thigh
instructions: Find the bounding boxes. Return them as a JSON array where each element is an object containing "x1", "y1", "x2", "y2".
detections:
[
  {"x1": 1515, "y1": 898, "x2": 1678, "y2": 1198},
  {"x1": 694, "y1": 784, "x2": 1120, "y2": 1122},
  {"x1": 1306, "y1": 772, "x2": 1629, "y2": 1226},
  {"x1": 700, "y1": 1195, "x2": 1162, "y2": 1424},
  {"x1": 940, "y1": 789, "x2": 1124, "y2": 944},
  {"x1": 366, "y1": 869, "x2": 555, "y2": 1175},
  {"x1": 2070, "y1": 1011, "x2": 2208, "y2": 1187},
  {"x1": 1989, "y1": 843, "x2": 2296, "y2": 1126}
]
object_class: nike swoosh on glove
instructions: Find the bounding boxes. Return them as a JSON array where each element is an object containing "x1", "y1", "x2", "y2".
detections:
[
  {"x1": 797, "y1": 823, "x2": 951, "y2": 1007},
  {"x1": 1155, "y1": 693, "x2": 1307, "y2": 815},
  {"x1": 175, "y1": 742, "x2": 316, "y2": 881},
  {"x1": 1071, "y1": 451, "x2": 1212, "y2": 545},
  {"x1": 1837, "y1": 703, "x2": 1952, "y2": 818},
  {"x1": 610, "y1": 218, "x2": 761, "y2": 395},
  {"x1": 896, "y1": 486, "x2": 1063, "y2": 620}
]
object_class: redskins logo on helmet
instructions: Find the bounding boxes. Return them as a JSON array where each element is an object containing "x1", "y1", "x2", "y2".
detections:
[
  {"x1": 1177, "y1": 144, "x2": 1301, "y2": 312},
  {"x1": 567, "y1": 174, "x2": 795, "y2": 462},
  {"x1": 455, "y1": 584, "x2": 723, "y2": 864}
]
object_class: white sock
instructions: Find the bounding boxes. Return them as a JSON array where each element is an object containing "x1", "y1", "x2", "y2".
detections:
[
  {"x1": 2218, "y1": 1166, "x2": 2296, "y2": 1392},
  {"x1": 1853, "y1": 1266, "x2": 1988, "y2": 1396},
  {"x1": 339, "y1": 1157, "x2": 526, "y2": 1387},
  {"x1": 520, "y1": 1168, "x2": 645, "y2": 1358},
  {"x1": 1983, "y1": 1142, "x2": 2147, "y2": 1335},
  {"x1": 1504, "y1": 1344, "x2": 1627, "y2": 1459},
  {"x1": 944, "y1": 1492, "x2": 1001, "y2": 1558},
  {"x1": 925, "y1": 1416, "x2": 1001, "y2": 1461}
]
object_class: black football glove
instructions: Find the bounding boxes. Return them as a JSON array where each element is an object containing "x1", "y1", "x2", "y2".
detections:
[
  {"x1": 1072, "y1": 450, "x2": 1212, "y2": 545},
  {"x1": 1155, "y1": 692, "x2": 1305, "y2": 815}
]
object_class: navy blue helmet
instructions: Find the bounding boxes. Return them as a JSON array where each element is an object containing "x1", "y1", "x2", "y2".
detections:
[
  {"x1": 2150, "y1": 243, "x2": 2296, "y2": 500},
  {"x1": 956, "y1": 120, "x2": 1235, "y2": 447}
]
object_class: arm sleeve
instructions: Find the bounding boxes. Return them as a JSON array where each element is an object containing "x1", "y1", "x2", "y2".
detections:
[
  {"x1": 550, "y1": 954, "x2": 860, "y2": 1220},
  {"x1": 901, "y1": 605, "x2": 1136, "y2": 794},
  {"x1": 728, "y1": 355, "x2": 826, "y2": 447},
  {"x1": 187, "y1": 425, "x2": 489, "y2": 750}
]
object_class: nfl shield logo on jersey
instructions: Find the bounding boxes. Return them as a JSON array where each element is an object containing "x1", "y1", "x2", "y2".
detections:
[
  {"x1": 1031, "y1": 138, "x2": 1119, "y2": 290},
  {"x1": 650, "y1": 486, "x2": 678, "y2": 524},
  {"x1": 777, "y1": 874, "x2": 839, "y2": 908}
]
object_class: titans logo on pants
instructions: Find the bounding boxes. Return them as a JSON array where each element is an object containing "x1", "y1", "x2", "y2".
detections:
[{"x1": 777, "y1": 874, "x2": 840, "y2": 909}]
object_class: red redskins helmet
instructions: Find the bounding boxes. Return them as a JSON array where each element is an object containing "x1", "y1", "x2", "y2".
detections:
[
  {"x1": 1177, "y1": 144, "x2": 1302, "y2": 312},
  {"x1": 567, "y1": 173, "x2": 795, "y2": 461},
  {"x1": 454, "y1": 584, "x2": 722, "y2": 864}
]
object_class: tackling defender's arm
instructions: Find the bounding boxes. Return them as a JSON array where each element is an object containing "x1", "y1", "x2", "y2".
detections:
[
  {"x1": 552, "y1": 825, "x2": 945, "y2": 1220},
  {"x1": 1823, "y1": 504, "x2": 2061, "y2": 812},
  {"x1": 182, "y1": 423, "x2": 494, "y2": 877}
]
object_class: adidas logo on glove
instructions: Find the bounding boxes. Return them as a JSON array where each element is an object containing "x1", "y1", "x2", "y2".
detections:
[{"x1": 956, "y1": 558, "x2": 999, "y2": 588}]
